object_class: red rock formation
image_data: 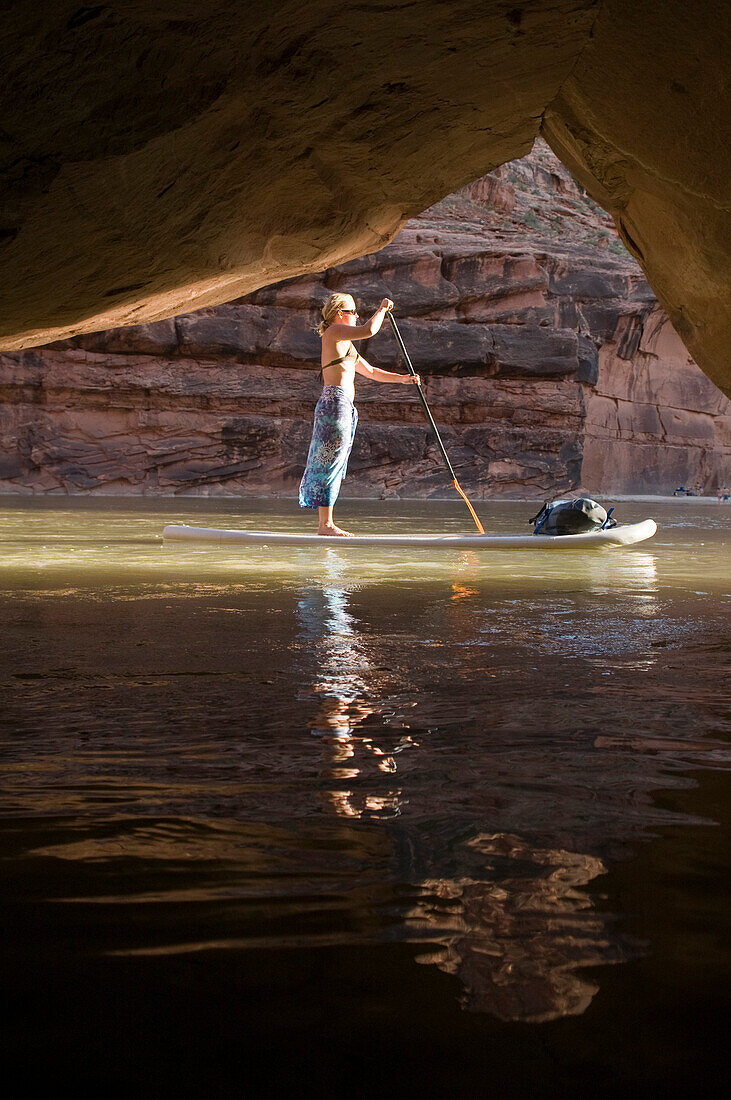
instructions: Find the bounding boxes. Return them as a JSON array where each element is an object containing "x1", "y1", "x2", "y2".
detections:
[{"x1": 0, "y1": 142, "x2": 728, "y2": 499}]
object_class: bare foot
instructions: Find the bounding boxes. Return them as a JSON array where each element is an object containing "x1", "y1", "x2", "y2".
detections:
[{"x1": 317, "y1": 524, "x2": 353, "y2": 537}]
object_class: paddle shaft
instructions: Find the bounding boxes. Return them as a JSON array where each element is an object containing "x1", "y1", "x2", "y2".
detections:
[
  {"x1": 387, "y1": 313, "x2": 457, "y2": 479},
  {"x1": 387, "y1": 312, "x2": 484, "y2": 534}
]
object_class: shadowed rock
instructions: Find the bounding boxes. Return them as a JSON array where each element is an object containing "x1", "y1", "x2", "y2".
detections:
[{"x1": 0, "y1": 1, "x2": 727, "y2": 394}]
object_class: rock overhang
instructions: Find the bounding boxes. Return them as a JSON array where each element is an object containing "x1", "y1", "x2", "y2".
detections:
[{"x1": 0, "y1": 0, "x2": 728, "y2": 393}]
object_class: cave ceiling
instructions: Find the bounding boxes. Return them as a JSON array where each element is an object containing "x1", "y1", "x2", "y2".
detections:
[{"x1": 0, "y1": 1, "x2": 728, "y2": 393}]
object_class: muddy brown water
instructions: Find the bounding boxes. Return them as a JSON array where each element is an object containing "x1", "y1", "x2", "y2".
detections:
[{"x1": 1, "y1": 497, "x2": 728, "y2": 1095}]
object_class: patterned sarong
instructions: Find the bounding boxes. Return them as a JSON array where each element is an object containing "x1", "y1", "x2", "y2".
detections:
[{"x1": 299, "y1": 386, "x2": 358, "y2": 508}]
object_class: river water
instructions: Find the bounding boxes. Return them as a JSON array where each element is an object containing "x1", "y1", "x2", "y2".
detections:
[{"x1": 1, "y1": 497, "x2": 728, "y2": 1094}]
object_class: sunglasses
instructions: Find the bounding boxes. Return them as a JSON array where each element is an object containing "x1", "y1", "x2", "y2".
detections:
[{"x1": 340, "y1": 308, "x2": 358, "y2": 315}]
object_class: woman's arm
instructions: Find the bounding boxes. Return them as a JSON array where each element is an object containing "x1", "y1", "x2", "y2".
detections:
[
  {"x1": 329, "y1": 298, "x2": 395, "y2": 341},
  {"x1": 361, "y1": 298, "x2": 394, "y2": 338},
  {"x1": 354, "y1": 353, "x2": 420, "y2": 385}
]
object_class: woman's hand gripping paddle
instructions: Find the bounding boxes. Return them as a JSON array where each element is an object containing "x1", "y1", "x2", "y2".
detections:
[{"x1": 387, "y1": 312, "x2": 485, "y2": 534}]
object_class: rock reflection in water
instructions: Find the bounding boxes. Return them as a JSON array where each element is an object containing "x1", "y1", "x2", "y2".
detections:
[
  {"x1": 411, "y1": 835, "x2": 635, "y2": 1023},
  {"x1": 294, "y1": 551, "x2": 639, "y2": 1021}
]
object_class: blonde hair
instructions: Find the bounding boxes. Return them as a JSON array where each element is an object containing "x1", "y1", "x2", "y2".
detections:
[{"x1": 314, "y1": 292, "x2": 356, "y2": 337}]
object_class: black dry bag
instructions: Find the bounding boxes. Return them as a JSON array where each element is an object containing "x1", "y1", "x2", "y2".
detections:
[{"x1": 529, "y1": 497, "x2": 615, "y2": 536}]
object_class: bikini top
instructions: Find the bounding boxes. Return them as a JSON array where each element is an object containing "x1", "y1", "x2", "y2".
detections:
[{"x1": 322, "y1": 341, "x2": 357, "y2": 373}]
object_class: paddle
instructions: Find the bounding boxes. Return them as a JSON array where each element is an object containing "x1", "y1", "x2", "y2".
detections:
[{"x1": 387, "y1": 312, "x2": 485, "y2": 534}]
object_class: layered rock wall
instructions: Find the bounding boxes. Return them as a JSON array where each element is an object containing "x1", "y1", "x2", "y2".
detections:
[
  {"x1": 0, "y1": 144, "x2": 728, "y2": 498},
  {"x1": 582, "y1": 308, "x2": 730, "y2": 492}
]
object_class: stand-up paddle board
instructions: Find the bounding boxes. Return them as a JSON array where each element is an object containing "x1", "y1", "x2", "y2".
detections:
[{"x1": 162, "y1": 519, "x2": 656, "y2": 550}]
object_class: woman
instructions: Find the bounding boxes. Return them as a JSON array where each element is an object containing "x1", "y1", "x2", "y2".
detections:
[{"x1": 299, "y1": 293, "x2": 420, "y2": 536}]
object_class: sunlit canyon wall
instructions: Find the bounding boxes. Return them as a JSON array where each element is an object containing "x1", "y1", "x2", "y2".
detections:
[{"x1": 0, "y1": 143, "x2": 728, "y2": 499}]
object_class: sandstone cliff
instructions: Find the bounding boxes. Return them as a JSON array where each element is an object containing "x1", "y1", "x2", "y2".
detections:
[
  {"x1": 0, "y1": 142, "x2": 728, "y2": 499},
  {"x1": 0, "y1": 2, "x2": 727, "y2": 395}
]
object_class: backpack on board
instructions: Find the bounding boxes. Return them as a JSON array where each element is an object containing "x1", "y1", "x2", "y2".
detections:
[{"x1": 529, "y1": 497, "x2": 616, "y2": 536}]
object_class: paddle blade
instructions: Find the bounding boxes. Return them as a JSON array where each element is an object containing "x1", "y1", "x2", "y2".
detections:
[{"x1": 453, "y1": 478, "x2": 485, "y2": 534}]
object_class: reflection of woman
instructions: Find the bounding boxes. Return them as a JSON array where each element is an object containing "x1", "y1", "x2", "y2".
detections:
[
  {"x1": 299, "y1": 292, "x2": 420, "y2": 537},
  {"x1": 296, "y1": 574, "x2": 415, "y2": 820}
]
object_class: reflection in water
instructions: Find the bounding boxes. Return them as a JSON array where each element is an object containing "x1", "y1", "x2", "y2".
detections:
[
  {"x1": 410, "y1": 835, "x2": 635, "y2": 1023},
  {"x1": 0, "y1": 499, "x2": 727, "y2": 1055},
  {"x1": 297, "y1": 550, "x2": 416, "y2": 820},
  {"x1": 293, "y1": 551, "x2": 641, "y2": 1020}
]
